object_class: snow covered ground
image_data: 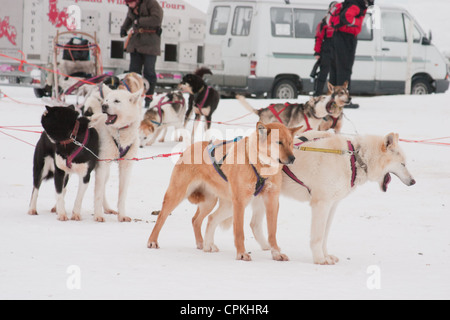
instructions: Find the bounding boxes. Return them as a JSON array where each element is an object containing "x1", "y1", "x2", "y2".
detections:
[{"x1": 0, "y1": 85, "x2": 449, "y2": 300}]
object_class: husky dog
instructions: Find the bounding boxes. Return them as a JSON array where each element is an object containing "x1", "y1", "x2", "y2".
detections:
[
  {"x1": 147, "y1": 122, "x2": 303, "y2": 261},
  {"x1": 91, "y1": 85, "x2": 143, "y2": 222},
  {"x1": 244, "y1": 131, "x2": 416, "y2": 265},
  {"x1": 236, "y1": 82, "x2": 350, "y2": 132},
  {"x1": 139, "y1": 91, "x2": 186, "y2": 147},
  {"x1": 179, "y1": 67, "x2": 220, "y2": 142},
  {"x1": 28, "y1": 106, "x2": 99, "y2": 221},
  {"x1": 83, "y1": 72, "x2": 147, "y2": 117}
]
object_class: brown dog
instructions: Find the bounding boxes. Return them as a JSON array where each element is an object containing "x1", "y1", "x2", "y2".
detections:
[
  {"x1": 147, "y1": 122, "x2": 303, "y2": 261},
  {"x1": 319, "y1": 81, "x2": 352, "y2": 133}
]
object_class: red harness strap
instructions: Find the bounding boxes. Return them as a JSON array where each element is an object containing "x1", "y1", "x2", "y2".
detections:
[
  {"x1": 268, "y1": 103, "x2": 312, "y2": 131},
  {"x1": 303, "y1": 114, "x2": 312, "y2": 132},
  {"x1": 268, "y1": 103, "x2": 288, "y2": 124},
  {"x1": 66, "y1": 127, "x2": 90, "y2": 169}
]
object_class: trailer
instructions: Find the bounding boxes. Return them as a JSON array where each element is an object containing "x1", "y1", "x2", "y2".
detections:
[{"x1": 0, "y1": 0, "x2": 208, "y2": 94}]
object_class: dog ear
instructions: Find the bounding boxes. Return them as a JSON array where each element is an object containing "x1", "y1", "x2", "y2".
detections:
[
  {"x1": 343, "y1": 81, "x2": 349, "y2": 90},
  {"x1": 130, "y1": 88, "x2": 144, "y2": 105},
  {"x1": 45, "y1": 105, "x2": 52, "y2": 112},
  {"x1": 102, "y1": 84, "x2": 113, "y2": 97},
  {"x1": 327, "y1": 82, "x2": 334, "y2": 94},
  {"x1": 383, "y1": 133, "x2": 399, "y2": 151},
  {"x1": 289, "y1": 125, "x2": 304, "y2": 137},
  {"x1": 257, "y1": 122, "x2": 268, "y2": 142}
]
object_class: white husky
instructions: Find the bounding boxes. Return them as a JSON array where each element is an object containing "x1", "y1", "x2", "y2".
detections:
[
  {"x1": 198, "y1": 130, "x2": 416, "y2": 264},
  {"x1": 91, "y1": 85, "x2": 143, "y2": 222}
]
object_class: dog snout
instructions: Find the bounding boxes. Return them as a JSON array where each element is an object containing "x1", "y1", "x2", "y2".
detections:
[
  {"x1": 409, "y1": 178, "x2": 416, "y2": 186},
  {"x1": 102, "y1": 104, "x2": 109, "y2": 113},
  {"x1": 287, "y1": 155, "x2": 296, "y2": 165}
]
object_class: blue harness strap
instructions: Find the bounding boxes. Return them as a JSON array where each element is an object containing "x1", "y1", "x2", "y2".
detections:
[{"x1": 207, "y1": 136, "x2": 267, "y2": 196}]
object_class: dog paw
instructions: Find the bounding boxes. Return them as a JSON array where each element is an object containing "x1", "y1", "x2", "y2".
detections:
[
  {"x1": 104, "y1": 209, "x2": 118, "y2": 215},
  {"x1": 51, "y1": 206, "x2": 56, "y2": 213},
  {"x1": 147, "y1": 241, "x2": 159, "y2": 249},
  {"x1": 196, "y1": 241, "x2": 203, "y2": 250},
  {"x1": 57, "y1": 214, "x2": 69, "y2": 221},
  {"x1": 203, "y1": 243, "x2": 219, "y2": 253},
  {"x1": 71, "y1": 213, "x2": 81, "y2": 221},
  {"x1": 118, "y1": 215, "x2": 131, "y2": 222},
  {"x1": 314, "y1": 255, "x2": 339, "y2": 265},
  {"x1": 236, "y1": 252, "x2": 252, "y2": 261},
  {"x1": 28, "y1": 209, "x2": 38, "y2": 215},
  {"x1": 94, "y1": 216, "x2": 105, "y2": 223},
  {"x1": 272, "y1": 250, "x2": 289, "y2": 261},
  {"x1": 325, "y1": 255, "x2": 339, "y2": 265}
]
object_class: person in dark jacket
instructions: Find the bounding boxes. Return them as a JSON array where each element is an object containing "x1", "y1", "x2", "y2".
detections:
[
  {"x1": 121, "y1": 0, "x2": 163, "y2": 107},
  {"x1": 313, "y1": 1, "x2": 338, "y2": 96},
  {"x1": 329, "y1": 0, "x2": 373, "y2": 92}
]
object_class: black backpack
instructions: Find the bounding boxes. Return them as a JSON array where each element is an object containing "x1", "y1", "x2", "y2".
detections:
[{"x1": 62, "y1": 37, "x2": 90, "y2": 61}]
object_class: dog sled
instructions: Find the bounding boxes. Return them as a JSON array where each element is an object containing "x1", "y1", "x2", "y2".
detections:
[{"x1": 39, "y1": 30, "x2": 109, "y2": 102}]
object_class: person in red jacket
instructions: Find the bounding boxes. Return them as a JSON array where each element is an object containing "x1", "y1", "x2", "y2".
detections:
[
  {"x1": 329, "y1": 0, "x2": 373, "y2": 100},
  {"x1": 313, "y1": 1, "x2": 338, "y2": 96}
]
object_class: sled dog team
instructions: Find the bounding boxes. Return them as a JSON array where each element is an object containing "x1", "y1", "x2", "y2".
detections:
[{"x1": 28, "y1": 70, "x2": 416, "y2": 265}]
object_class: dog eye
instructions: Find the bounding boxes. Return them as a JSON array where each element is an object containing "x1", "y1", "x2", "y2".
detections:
[
  {"x1": 277, "y1": 141, "x2": 283, "y2": 145},
  {"x1": 114, "y1": 99, "x2": 120, "y2": 104}
]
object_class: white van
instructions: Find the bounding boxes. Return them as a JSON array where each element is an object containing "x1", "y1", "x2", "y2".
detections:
[{"x1": 203, "y1": 0, "x2": 449, "y2": 98}]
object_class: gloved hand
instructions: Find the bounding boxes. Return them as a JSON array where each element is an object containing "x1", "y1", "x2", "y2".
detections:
[{"x1": 120, "y1": 29, "x2": 128, "y2": 38}]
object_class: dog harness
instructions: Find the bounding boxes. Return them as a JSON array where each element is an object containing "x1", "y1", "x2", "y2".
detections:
[
  {"x1": 111, "y1": 125, "x2": 133, "y2": 159},
  {"x1": 64, "y1": 73, "x2": 111, "y2": 96},
  {"x1": 207, "y1": 137, "x2": 268, "y2": 197},
  {"x1": 59, "y1": 120, "x2": 90, "y2": 169},
  {"x1": 150, "y1": 95, "x2": 186, "y2": 127},
  {"x1": 282, "y1": 137, "x2": 359, "y2": 193},
  {"x1": 268, "y1": 101, "x2": 336, "y2": 132},
  {"x1": 195, "y1": 86, "x2": 211, "y2": 113}
]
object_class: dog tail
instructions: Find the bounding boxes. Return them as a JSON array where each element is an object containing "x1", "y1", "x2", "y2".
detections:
[
  {"x1": 194, "y1": 67, "x2": 213, "y2": 79},
  {"x1": 235, "y1": 94, "x2": 258, "y2": 115},
  {"x1": 188, "y1": 191, "x2": 205, "y2": 204},
  {"x1": 220, "y1": 217, "x2": 233, "y2": 230}
]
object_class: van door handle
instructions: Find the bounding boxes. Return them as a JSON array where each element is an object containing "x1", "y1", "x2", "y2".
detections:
[
  {"x1": 228, "y1": 38, "x2": 232, "y2": 47},
  {"x1": 241, "y1": 53, "x2": 248, "y2": 57},
  {"x1": 382, "y1": 47, "x2": 390, "y2": 51}
]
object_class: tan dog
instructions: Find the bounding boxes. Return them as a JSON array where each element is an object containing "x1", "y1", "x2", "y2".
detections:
[{"x1": 147, "y1": 122, "x2": 303, "y2": 261}]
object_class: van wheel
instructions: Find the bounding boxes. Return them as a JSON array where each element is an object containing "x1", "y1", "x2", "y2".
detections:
[
  {"x1": 411, "y1": 77, "x2": 432, "y2": 95},
  {"x1": 272, "y1": 79, "x2": 298, "y2": 99}
]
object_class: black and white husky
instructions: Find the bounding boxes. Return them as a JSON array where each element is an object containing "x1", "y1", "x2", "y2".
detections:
[{"x1": 28, "y1": 106, "x2": 99, "y2": 221}]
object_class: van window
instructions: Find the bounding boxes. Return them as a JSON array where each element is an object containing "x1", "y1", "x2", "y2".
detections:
[
  {"x1": 293, "y1": 9, "x2": 326, "y2": 39},
  {"x1": 382, "y1": 12, "x2": 406, "y2": 42},
  {"x1": 271, "y1": 8, "x2": 293, "y2": 37},
  {"x1": 403, "y1": 14, "x2": 422, "y2": 43},
  {"x1": 232, "y1": 7, "x2": 253, "y2": 36},
  {"x1": 210, "y1": 6, "x2": 231, "y2": 35},
  {"x1": 358, "y1": 14, "x2": 373, "y2": 41}
]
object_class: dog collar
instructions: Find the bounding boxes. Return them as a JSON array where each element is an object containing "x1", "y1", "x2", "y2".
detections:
[{"x1": 60, "y1": 120, "x2": 80, "y2": 146}]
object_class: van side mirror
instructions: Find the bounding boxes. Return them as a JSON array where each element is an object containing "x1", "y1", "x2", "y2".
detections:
[{"x1": 422, "y1": 31, "x2": 432, "y2": 45}]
